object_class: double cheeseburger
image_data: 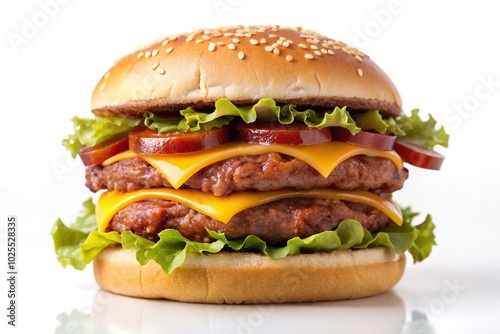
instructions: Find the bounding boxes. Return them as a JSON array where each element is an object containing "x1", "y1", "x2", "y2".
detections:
[{"x1": 53, "y1": 25, "x2": 448, "y2": 304}]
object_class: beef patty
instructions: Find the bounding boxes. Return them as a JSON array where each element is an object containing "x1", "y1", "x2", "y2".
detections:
[
  {"x1": 107, "y1": 198, "x2": 391, "y2": 243},
  {"x1": 87, "y1": 154, "x2": 407, "y2": 196}
]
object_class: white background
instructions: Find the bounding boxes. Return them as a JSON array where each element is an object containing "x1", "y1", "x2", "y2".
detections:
[{"x1": 1, "y1": 0, "x2": 499, "y2": 333}]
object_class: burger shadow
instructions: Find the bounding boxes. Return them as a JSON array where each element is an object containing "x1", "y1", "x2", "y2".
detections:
[{"x1": 55, "y1": 289, "x2": 412, "y2": 334}]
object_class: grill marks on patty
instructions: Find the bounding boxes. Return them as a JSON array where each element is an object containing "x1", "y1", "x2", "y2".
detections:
[{"x1": 86, "y1": 154, "x2": 408, "y2": 196}]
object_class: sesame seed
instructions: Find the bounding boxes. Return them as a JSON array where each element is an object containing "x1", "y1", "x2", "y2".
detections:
[
  {"x1": 100, "y1": 82, "x2": 106, "y2": 91},
  {"x1": 357, "y1": 68, "x2": 363, "y2": 77},
  {"x1": 104, "y1": 72, "x2": 110, "y2": 79},
  {"x1": 156, "y1": 67, "x2": 166, "y2": 75},
  {"x1": 136, "y1": 26, "x2": 368, "y2": 66}
]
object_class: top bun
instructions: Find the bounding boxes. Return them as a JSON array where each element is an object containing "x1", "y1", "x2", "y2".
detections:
[{"x1": 92, "y1": 25, "x2": 402, "y2": 118}]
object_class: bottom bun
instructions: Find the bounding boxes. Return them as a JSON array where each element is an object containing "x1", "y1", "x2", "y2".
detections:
[{"x1": 93, "y1": 246, "x2": 406, "y2": 304}]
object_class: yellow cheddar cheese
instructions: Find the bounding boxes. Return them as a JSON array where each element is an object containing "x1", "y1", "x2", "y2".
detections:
[
  {"x1": 96, "y1": 188, "x2": 402, "y2": 232},
  {"x1": 103, "y1": 141, "x2": 403, "y2": 189}
]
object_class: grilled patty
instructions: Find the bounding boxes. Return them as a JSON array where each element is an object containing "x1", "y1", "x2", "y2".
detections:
[
  {"x1": 106, "y1": 198, "x2": 391, "y2": 243},
  {"x1": 86, "y1": 154, "x2": 407, "y2": 196}
]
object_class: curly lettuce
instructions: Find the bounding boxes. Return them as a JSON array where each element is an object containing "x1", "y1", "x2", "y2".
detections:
[
  {"x1": 395, "y1": 109, "x2": 449, "y2": 149},
  {"x1": 63, "y1": 98, "x2": 448, "y2": 158},
  {"x1": 51, "y1": 199, "x2": 436, "y2": 274},
  {"x1": 144, "y1": 98, "x2": 361, "y2": 135},
  {"x1": 63, "y1": 116, "x2": 140, "y2": 157},
  {"x1": 352, "y1": 110, "x2": 403, "y2": 135}
]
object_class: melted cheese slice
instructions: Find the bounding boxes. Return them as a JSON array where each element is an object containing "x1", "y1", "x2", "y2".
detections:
[
  {"x1": 96, "y1": 188, "x2": 402, "y2": 232},
  {"x1": 103, "y1": 142, "x2": 403, "y2": 189}
]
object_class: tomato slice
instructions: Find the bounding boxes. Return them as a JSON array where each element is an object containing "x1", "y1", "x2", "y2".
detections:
[
  {"x1": 393, "y1": 140, "x2": 445, "y2": 170},
  {"x1": 234, "y1": 121, "x2": 332, "y2": 145},
  {"x1": 331, "y1": 127, "x2": 396, "y2": 150},
  {"x1": 78, "y1": 132, "x2": 130, "y2": 166},
  {"x1": 129, "y1": 126, "x2": 230, "y2": 154}
]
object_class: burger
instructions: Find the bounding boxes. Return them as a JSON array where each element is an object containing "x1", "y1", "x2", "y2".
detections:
[{"x1": 52, "y1": 25, "x2": 448, "y2": 304}]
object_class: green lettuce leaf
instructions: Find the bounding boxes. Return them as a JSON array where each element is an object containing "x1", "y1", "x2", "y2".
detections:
[
  {"x1": 404, "y1": 210, "x2": 436, "y2": 263},
  {"x1": 62, "y1": 99, "x2": 448, "y2": 159},
  {"x1": 51, "y1": 219, "x2": 91, "y2": 270},
  {"x1": 352, "y1": 110, "x2": 404, "y2": 135},
  {"x1": 145, "y1": 98, "x2": 362, "y2": 135},
  {"x1": 395, "y1": 109, "x2": 449, "y2": 149},
  {"x1": 51, "y1": 198, "x2": 98, "y2": 269},
  {"x1": 52, "y1": 199, "x2": 436, "y2": 274},
  {"x1": 62, "y1": 116, "x2": 141, "y2": 157}
]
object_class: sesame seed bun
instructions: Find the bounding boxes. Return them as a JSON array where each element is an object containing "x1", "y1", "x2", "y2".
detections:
[
  {"x1": 89, "y1": 25, "x2": 407, "y2": 304},
  {"x1": 91, "y1": 25, "x2": 402, "y2": 118},
  {"x1": 93, "y1": 247, "x2": 406, "y2": 304}
]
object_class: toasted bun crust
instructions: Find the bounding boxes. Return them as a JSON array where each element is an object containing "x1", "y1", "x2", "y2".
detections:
[
  {"x1": 92, "y1": 25, "x2": 402, "y2": 118},
  {"x1": 94, "y1": 247, "x2": 406, "y2": 304}
]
